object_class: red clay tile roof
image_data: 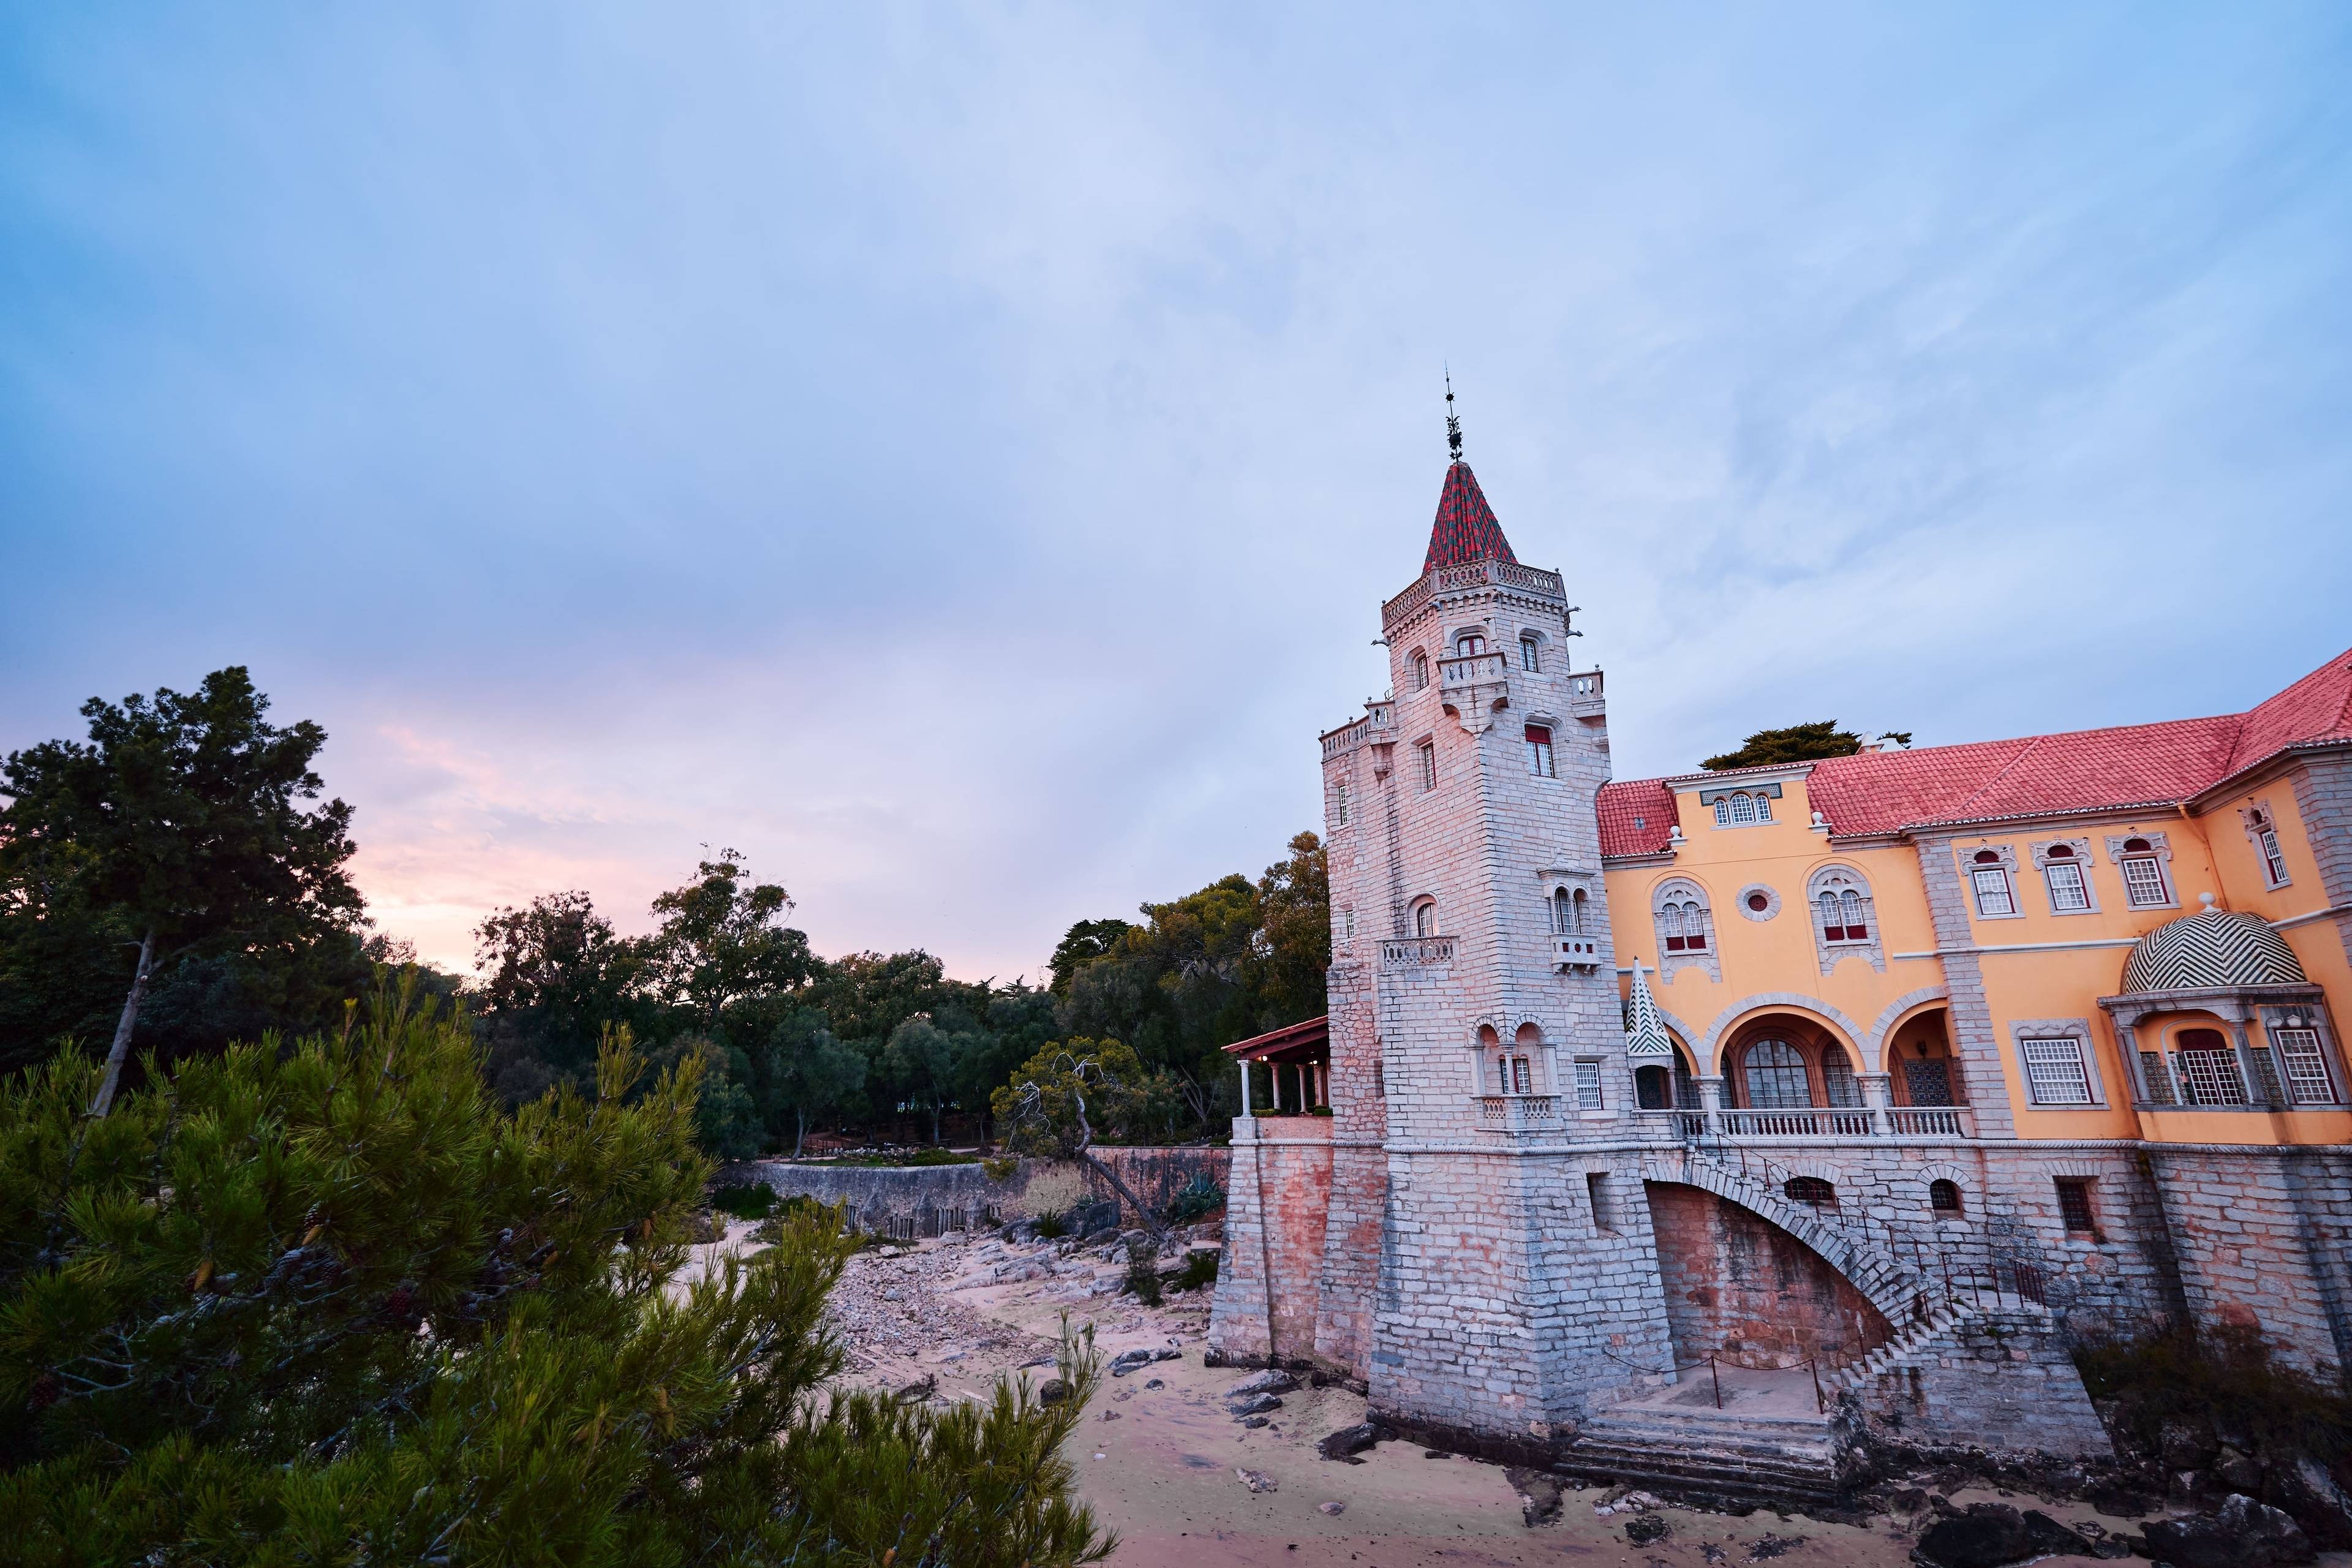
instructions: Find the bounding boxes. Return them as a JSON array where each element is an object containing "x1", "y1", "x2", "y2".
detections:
[
  {"x1": 1597, "y1": 647, "x2": 2352, "y2": 853},
  {"x1": 1423, "y1": 461, "x2": 1518, "y2": 572}
]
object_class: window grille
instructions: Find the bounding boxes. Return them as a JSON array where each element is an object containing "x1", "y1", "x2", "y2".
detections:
[
  {"x1": 2044, "y1": 859, "x2": 2089, "y2": 911},
  {"x1": 2274, "y1": 1027, "x2": 2336, "y2": 1104},
  {"x1": 2021, "y1": 1037, "x2": 2094, "y2": 1104},
  {"x1": 2174, "y1": 1044, "x2": 2246, "y2": 1106},
  {"x1": 1929, "y1": 1179, "x2": 1962, "y2": 1214},
  {"x1": 1411, "y1": 653, "x2": 1428, "y2": 690},
  {"x1": 1784, "y1": 1177, "x2": 1836, "y2": 1205},
  {"x1": 2054, "y1": 1177, "x2": 2097, "y2": 1234},
  {"x1": 1716, "y1": 792, "x2": 1762, "y2": 826},
  {"x1": 2138, "y1": 1050, "x2": 2177, "y2": 1106},
  {"x1": 1513, "y1": 1057, "x2": 1534, "y2": 1096},
  {"x1": 1970, "y1": 865, "x2": 2015, "y2": 916},
  {"x1": 1520, "y1": 635, "x2": 1540, "y2": 672},
  {"x1": 1525, "y1": 725, "x2": 1555, "y2": 778},
  {"x1": 1573, "y1": 1060, "x2": 1602, "y2": 1110},
  {"x1": 2248, "y1": 1046, "x2": 2285, "y2": 1105},
  {"x1": 1903, "y1": 1058, "x2": 1954, "y2": 1106},
  {"x1": 1821, "y1": 1055, "x2": 1861, "y2": 1107},
  {"x1": 1662, "y1": 899, "x2": 1706, "y2": 952},
  {"x1": 1742, "y1": 1039, "x2": 1812, "y2": 1108},
  {"x1": 1334, "y1": 781, "x2": 1348, "y2": 825},
  {"x1": 2121, "y1": 851, "x2": 2169, "y2": 908},
  {"x1": 1456, "y1": 633, "x2": 1485, "y2": 655},
  {"x1": 1417, "y1": 741, "x2": 1436, "y2": 791}
]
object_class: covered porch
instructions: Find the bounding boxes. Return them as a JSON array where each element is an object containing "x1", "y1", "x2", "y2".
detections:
[{"x1": 1226, "y1": 1015, "x2": 1332, "y2": 1116}]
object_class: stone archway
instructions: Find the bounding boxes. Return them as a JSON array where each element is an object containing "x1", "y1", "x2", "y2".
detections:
[
  {"x1": 1643, "y1": 1177, "x2": 1896, "y2": 1373},
  {"x1": 1642, "y1": 1150, "x2": 1920, "y2": 1327}
]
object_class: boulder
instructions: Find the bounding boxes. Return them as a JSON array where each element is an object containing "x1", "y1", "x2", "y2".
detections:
[
  {"x1": 1229, "y1": 1393, "x2": 1284, "y2": 1417},
  {"x1": 1109, "y1": 1349, "x2": 1156, "y2": 1377},
  {"x1": 2214, "y1": 1446, "x2": 2265, "y2": 1493},
  {"x1": 2163, "y1": 1419, "x2": 2223, "y2": 1472},
  {"x1": 1911, "y1": 1502, "x2": 2029, "y2": 1568},
  {"x1": 1226, "y1": 1369, "x2": 1300, "y2": 1398},
  {"x1": 2020, "y1": 1512, "x2": 2097, "y2": 1559},
  {"x1": 2268, "y1": 1455, "x2": 2352, "y2": 1550},
  {"x1": 1316, "y1": 1423, "x2": 1381, "y2": 1461},
  {"x1": 1038, "y1": 1378, "x2": 1069, "y2": 1407},
  {"x1": 1624, "y1": 1514, "x2": 1669, "y2": 1546},
  {"x1": 2141, "y1": 1494, "x2": 2315, "y2": 1568},
  {"x1": 2085, "y1": 1480, "x2": 2155, "y2": 1518},
  {"x1": 1506, "y1": 1468, "x2": 1561, "y2": 1527}
]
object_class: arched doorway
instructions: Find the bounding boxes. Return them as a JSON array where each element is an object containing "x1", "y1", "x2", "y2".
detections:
[
  {"x1": 1632, "y1": 1043, "x2": 1699, "y2": 1112},
  {"x1": 1885, "y1": 1007, "x2": 1963, "y2": 1108},
  {"x1": 1645, "y1": 1180, "x2": 1893, "y2": 1373}
]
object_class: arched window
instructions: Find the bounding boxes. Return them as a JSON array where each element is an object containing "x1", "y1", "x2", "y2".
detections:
[
  {"x1": 1411, "y1": 651, "x2": 1429, "y2": 690},
  {"x1": 1661, "y1": 900, "x2": 1707, "y2": 952},
  {"x1": 1716, "y1": 791, "x2": 1760, "y2": 826},
  {"x1": 1635, "y1": 1051, "x2": 1698, "y2": 1112},
  {"x1": 1414, "y1": 901, "x2": 1436, "y2": 938},
  {"x1": 1928, "y1": 1179, "x2": 1962, "y2": 1215},
  {"x1": 1969, "y1": 849, "x2": 2016, "y2": 917},
  {"x1": 2119, "y1": 836, "x2": 2171, "y2": 908},
  {"x1": 1572, "y1": 888, "x2": 1588, "y2": 934},
  {"x1": 1519, "y1": 633, "x2": 1540, "y2": 672},
  {"x1": 1784, "y1": 1176, "x2": 1837, "y2": 1205},
  {"x1": 1812, "y1": 869, "x2": 1872, "y2": 944},
  {"x1": 1819, "y1": 1043, "x2": 1861, "y2": 1107},
  {"x1": 1552, "y1": 886, "x2": 1586, "y2": 935},
  {"x1": 1742, "y1": 1039, "x2": 1812, "y2": 1109}
]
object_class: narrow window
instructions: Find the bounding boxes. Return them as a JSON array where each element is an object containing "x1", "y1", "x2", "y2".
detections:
[
  {"x1": 2274, "y1": 1027, "x2": 2337, "y2": 1104},
  {"x1": 1681, "y1": 900, "x2": 1706, "y2": 950},
  {"x1": 1513, "y1": 1057, "x2": 1534, "y2": 1096},
  {"x1": 1411, "y1": 652, "x2": 1429, "y2": 690},
  {"x1": 1929, "y1": 1179, "x2": 1962, "y2": 1214},
  {"x1": 1414, "y1": 902, "x2": 1436, "y2": 938},
  {"x1": 2248, "y1": 1046, "x2": 2286, "y2": 1104},
  {"x1": 1373, "y1": 1060, "x2": 1385, "y2": 1099},
  {"x1": 1838, "y1": 888, "x2": 1867, "y2": 939},
  {"x1": 1342, "y1": 908, "x2": 1355, "y2": 941},
  {"x1": 2120, "y1": 839, "x2": 2169, "y2": 907},
  {"x1": 1334, "y1": 780, "x2": 1349, "y2": 826},
  {"x1": 1570, "y1": 888, "x2": 1588, "y2": 934},
  {"x1": 1551, "y1": 887, "x2": 1571, "y2": 933},
  {"x1": 1713, "y1": 797, "x2": 1732, "y2": 827},
  {"x1": 1663, "y1": 903, "x2": 1687, "y2": 952},
  {"x1": 2043, "y1": 846, "x2": 2089, "y2": 912},
  {"x1": 1525, "y1": 724, "x2": 1555, "y2": 778},
  {"x1": 1754, "y1": 791, "x2": 1773, "y2": 821},
  {"x1": 2054, "y1": 1177, "x2": 2098, "y2": 1235},
  {"x1": 1586, "y1": 1172, "x2": 1615, "y2": 1231},
  {"x1": 1417, "y1": 741, "x2": 1437, "y2": 792},
  {"x1": 2255, "y1": 813, "x2": 2290, "y2": 885},
  {"x1": 1969, "y1": 851, "x2": 2015, "y2": 917},
  {"x1": 2021, "y1": 1037, "x2": 2094, "y2": 1105},
  {"x1": 1520, "y1": 635, "x2": 1540, "y2": 672},
  {"x1": 1818, "y1": 891, "x2": 1845, "y2": 943},
  {"x1": 1574, "y1": 1059, "x2": 1603, "y2": 1110}
]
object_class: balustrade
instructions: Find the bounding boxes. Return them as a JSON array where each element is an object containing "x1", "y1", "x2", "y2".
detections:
[
  {"x1": 1477, "y1": 1094, "x2": 1560, "y2": 1129},
  {"x1": 1381, "y1": 936, "x2": 1455, "y2": 968}
]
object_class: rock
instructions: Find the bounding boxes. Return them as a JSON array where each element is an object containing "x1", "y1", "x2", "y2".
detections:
[
  {"x1": 2086, "y1": 1480, "x2": 2155, "y2": 1518},
  {"x1": 1624, "y1": 1513, "x2": 1669, "y2": 1545},
  {"x1": 1507, "y1": 1468, "x2": 1562, "y2": 1526},
  {"x1": 1317, "y1": 1423, "x2": 1381, "y2": 1461},
  {"x1": 1911, "y1": 1502, "x2": 2029, "y2": 1568},
  {"x1": 1038, "y1": 1378, "x2": 1069, "y2": 1407},
  {"x1": 1099, "y1": 1410, "x2": 1121, "y2": 1422},
  {"x1": 1318, "y1": 1502, "x2": 1346, "y2": 1517},
  {"x1": 1152, "y1": 1346, "x2": 1182, "y2": 1361},
  {"x1": 2021, "y1": 1511, "x2": 2097, "y2": 1559},
  {"x1": 1144, "y1": 1378, "x2": 1166, "y2": 1390},
  {"x1": 1241, "y1": 1415, "x2": 1270, "y2": 1429},
  {"x1": 2215, "y1": 1446, "x2": 2265, "y2": 1493},
  {"x1": 2270, "y1": 1454, "x2": 2352, "y2": 1549},
  {"x1": 2163, "y1": 1419, "x2": 2222, "y2": 1472},
  {"x1": 1235, "y1": 1468, "x2": 1277, "y2": 1494},
  {"x1": 2089, "y1": 1539, "x2": 2135, "y2": 1560},
  {"x1": 1109, "y1": 1349, "x2": 1156, "y2": 1376},
  {"x1": 1888, "y1": 1487, "x2": 1934, "y2": 1524},
  {"x1": 1229, "y1": 1393, "x2": 1284, "y2": 1417},
  {"x1": 2141, "y1": 1494, "x2": 2314, "y2": 1568},
  {"x1": 1226, "y1": 1369, "x2": 1299, "y2": 1398}
]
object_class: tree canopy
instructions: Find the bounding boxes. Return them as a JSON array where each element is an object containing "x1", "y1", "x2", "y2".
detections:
[
  {"x1": 0, "y1": 987, "x2": 1110, "y2": 1566},
  {"x1": 1701, "y1": 720, "x2": 1870, "y2": 771}
]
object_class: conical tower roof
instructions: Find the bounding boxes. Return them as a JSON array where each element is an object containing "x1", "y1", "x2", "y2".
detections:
[
  {"x1": 1623, "y1": 959, "x2": 1673, "y2": 1058},
  {"x1": 1423, "y1": 461, "x2": 1518, "y2": 573}
]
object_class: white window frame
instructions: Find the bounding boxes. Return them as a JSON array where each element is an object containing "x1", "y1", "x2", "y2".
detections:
[
  {"x1": 1417, "y1": 740, "x2": 1437, "y2": 792},
  {"x1": 1573, "y1": 1058, "x2": 1604, "y2": 1111},
  {"x1": 2043, "y1": 858, "x2": 2090, "y2": 912},
  {"x1": 2120, "y1": 853, "x2": 2170, "y2": 908},
  {"x1": 1526, "y1": 725, "x2": 1555, "y2": 778},
  {"x1": 2273, "y1": 1027, "x2": 2337, "y2": 1105},
  {"x1": 1519, "y1": 634, "x2": 1540, "y2": 673},
  {"x1": 2243, "y1": 804, "x2": 2293, "y2": 888},
  {"x1": 2010, "y1": 1017, "x2": 2106, "y2": 1107},
  {"x1": 1962, "y1": 846, "x2": 2021, "y2": 919}
]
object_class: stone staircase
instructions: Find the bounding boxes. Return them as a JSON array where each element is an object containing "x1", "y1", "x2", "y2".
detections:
[{"x1": 1561, "y1": 1401, "x2": 1849, "y2": 1509}]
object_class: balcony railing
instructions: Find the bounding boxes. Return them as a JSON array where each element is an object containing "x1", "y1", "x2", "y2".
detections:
[
  {"x1": 1381, "y1": 936, "x2": 1455, "y2": 968},
  {"x1": 1380, "y1": 559, "x2": 1568, "y2": 633},
  {"x1": 1887, "y1": 1106, "x2": 1975, "y2": 1137},
  {"x1": 1478, "y1": 1094, "x2": 1560, "y2": 1130},
  {"x1": 1437, "y1": 650, "x2": 1510, "y2": 687},
  {"x1": 1718, "y1": 1107, "x2": 1876, "y2": 1139}
]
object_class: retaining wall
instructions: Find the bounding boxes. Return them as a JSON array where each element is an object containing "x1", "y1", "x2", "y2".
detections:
[{"x1": 721, "y1": 1146, "x2": 1229, "y2": 1230}]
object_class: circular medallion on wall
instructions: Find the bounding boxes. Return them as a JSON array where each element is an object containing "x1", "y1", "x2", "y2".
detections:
[{"x1": 1736, "y1": 884, "x2": 1781, "y2": 921}]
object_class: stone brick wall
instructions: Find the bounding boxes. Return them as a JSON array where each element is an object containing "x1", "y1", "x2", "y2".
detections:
[
  {"x1": 1206, "y1": 1118, "x2": 1334, "y2": 1362},
  {"x1": 726, "y1": 1147, "x2": 1229, "y2": 1231},
  {"x1": 1647, "y1": 1182, "x2": 1892, "y2": 1371},
  {"x1": 1844, "y1": 1305, "x2": 2115, "y2": 1460},
  {"x1": 2146, "y1": 1144, "x2": 2352, "y2": 1373}
]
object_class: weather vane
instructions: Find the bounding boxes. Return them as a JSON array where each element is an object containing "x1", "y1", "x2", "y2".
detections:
[{"x1": 1444, "y1": 368, "x2": 1464, "y2": 464}]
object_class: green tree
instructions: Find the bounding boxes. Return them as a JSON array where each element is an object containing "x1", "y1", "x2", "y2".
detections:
[
  {"x1": 472, "y1": 889, "x2": 649, "y2": 1104},
  {"x1": 1254, "y1": 831, "x2": 1330, "y2": 1027},
  {"x1": 646, "y1": 850, "x2": 818, "y2": 1026},
  {"x1": 1701, "y1": 720, "x2": 1868, "y2": 771},
  {"x1": 882, "y1": 1016, "x2": 969, "y2": 1145},
  {"x1": 768, "y1": 1007, "x2": 867, "y2": 1158},
  {"x1": 0, "y1": 984, "x2": 1110, "y2": 1566},
  {"x1": 1047, "y1": 918, "x2": 1133, "y2": 997},
  {"x1": 0, "y1": 667, "x2": 364, "y2": 1114},
  {"x1": 990, "y1": 1037, "x2": 1172, "y2": 1242}
]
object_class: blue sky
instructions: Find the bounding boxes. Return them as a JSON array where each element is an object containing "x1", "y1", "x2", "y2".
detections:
[{"x1": 5, "y1": 4, "x2": 2350, "y2": 979}]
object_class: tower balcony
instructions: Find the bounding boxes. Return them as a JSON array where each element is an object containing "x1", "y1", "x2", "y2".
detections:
[
  {"x1": 1438, "y1": 651, "x2": 1513, "y2": 732},
  {"x1": 1381, "y1": 936, "x2": 1455, "y2": 970},
  {"x1": 1381, "y1": 557, "x2": 1567, "y2": 636}
]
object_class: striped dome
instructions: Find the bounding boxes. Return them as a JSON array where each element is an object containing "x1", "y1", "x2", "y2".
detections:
[{"x1": 2120, "y1": 908, "x2": 2305, "y2": 993}]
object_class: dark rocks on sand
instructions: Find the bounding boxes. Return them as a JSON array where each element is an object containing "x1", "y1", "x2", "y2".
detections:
[{"x1": 2141, "y1": 1494, "x2": 2314, "y2": 1568}]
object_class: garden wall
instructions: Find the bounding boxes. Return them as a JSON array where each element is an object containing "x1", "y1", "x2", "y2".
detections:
[{"x1": 720, "y1": 1147, "x2": 1229, "y2": 1231}]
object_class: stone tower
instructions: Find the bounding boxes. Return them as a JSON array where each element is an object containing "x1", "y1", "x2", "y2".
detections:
[{"x1": 1308, "y1": 424, "x2": 1681, "y2": 1457}]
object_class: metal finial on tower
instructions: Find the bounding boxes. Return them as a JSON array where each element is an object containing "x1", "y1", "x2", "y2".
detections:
[{"x1": 1444, "y1": 369, "x2": 1464, "y2": 464}]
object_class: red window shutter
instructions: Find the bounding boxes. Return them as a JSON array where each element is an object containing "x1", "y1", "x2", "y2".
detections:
[{"x1": 1525, "y1": 725, "x2": 1551, "y2": 744}]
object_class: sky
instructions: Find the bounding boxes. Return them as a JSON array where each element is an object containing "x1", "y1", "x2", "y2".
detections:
[{"x1": 4, "y1": 4, "x2": 2350, "y2": 982}]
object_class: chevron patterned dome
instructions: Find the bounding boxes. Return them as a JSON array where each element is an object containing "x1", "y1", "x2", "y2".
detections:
[{"x1": 2121, "y1": 907, "x2": 2306, "y2": 993}]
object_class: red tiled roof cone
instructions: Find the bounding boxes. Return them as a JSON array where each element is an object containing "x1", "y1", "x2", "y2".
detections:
[{"x1": 1423, "y1": 377, "x2": 1519, "y2": 573}]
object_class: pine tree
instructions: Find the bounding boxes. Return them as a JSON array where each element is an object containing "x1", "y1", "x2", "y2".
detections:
[{"x1": 0, "y1": 978, "x2": 1111, "y2": 1567}]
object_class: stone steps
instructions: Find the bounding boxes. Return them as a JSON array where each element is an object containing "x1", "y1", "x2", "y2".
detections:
[{"x1": 1563, "y1": 1404, "x2": 1846, "y2": 1509}]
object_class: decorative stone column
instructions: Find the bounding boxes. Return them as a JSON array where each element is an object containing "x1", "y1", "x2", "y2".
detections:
[
  {"x1": 1860, "y1": 1071, "x2": 1894, "y2": 1136},
  {"x1": 1696, "y1": 1074, "x2": 1726, "y2": 1137}
]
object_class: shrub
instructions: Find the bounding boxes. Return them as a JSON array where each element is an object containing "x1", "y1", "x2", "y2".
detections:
[
  {"x1": 981, "y1": 1156, "x2": 1020, "y2": 1183},
  {"x1": 1171, "y1": 1250, "x2": 1220, "y2": 1292},
  {"x1": 709, "y1": 1180, "x2": 780, "y2": 1220},
  {"x1": 1123, "y1": 1238, "x2": 1163, "y2": 1307},
  {"x1": 0, "y1": 989, "x2": 1112, "y2": 1566},
  {"x1": 2075, "y1": 1325, "x2": 2352, "y2": 1464},
  {"x1": 1033, "y1": 1208, "x2": 1069, "y2": 1240},
  {"x1": 1162, "y1": 1173, "x2": 1226, "y2": 1226}
]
